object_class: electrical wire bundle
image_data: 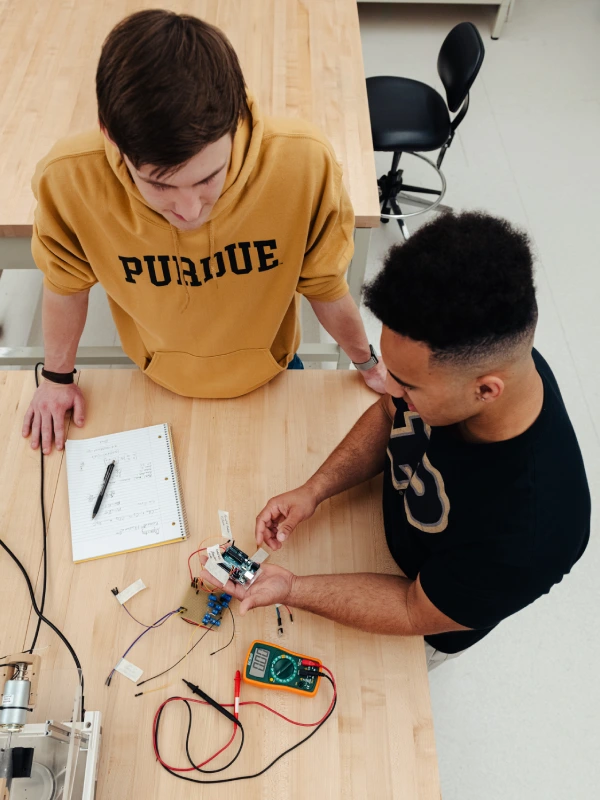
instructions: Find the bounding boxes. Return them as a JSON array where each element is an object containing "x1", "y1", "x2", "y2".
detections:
[
  {"x1": 105, "y1": 606, "x2": 184, "y2": 686},
  {"x1": 153, "y1": 666, "x2": 337, "y2": 785},
  {"x1": 105, "y1": 586, "x2": 237, "y2": 696},
  {"x1": 0, "y1": 364, "x2": 85, "y2": 715}
]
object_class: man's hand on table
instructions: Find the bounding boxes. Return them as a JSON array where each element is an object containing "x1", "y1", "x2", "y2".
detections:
[
  {"x1": 358, "y1": 358, "x2": 388, "y2": 394},
  {"x1": 255, "y1": 485, "x2": 319, "y2": 550},
  {"x1": 199, "y1": 560, "x2": 295, "y2": 615},
  {"x1": 22, "y1": 381, "x2": 85, "y2": 454}
]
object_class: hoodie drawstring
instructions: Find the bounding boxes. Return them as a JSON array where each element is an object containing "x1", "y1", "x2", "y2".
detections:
[
  {"x1": 169, "y1": 224, "x2": 190, "y2": 312},
  {"x1": 209, "y1": 221, "x2": 215, "y2": 288},
  {"x1": 170, "y1": 219, "x2": 216, "y2": 312}
]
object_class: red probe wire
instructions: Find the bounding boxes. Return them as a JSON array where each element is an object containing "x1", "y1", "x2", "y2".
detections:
[{"x1": 153, "y1": 665, "x2": 336, "y2": 772}]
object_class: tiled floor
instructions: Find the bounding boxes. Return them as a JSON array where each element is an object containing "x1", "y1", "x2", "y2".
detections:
[
  {"x1": 359, "y1": 2, "x2": 600, "y2": 799},
  {"x1": 1, "y1": 1, "x2": 598, "y2": 797}
]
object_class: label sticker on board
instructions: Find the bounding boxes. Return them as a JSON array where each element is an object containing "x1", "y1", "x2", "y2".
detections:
[
  {"x1": 207, "y1": 544, "x2": 226, "y2": 564},
  {"x1": 204, "y1": 558, "x2": 229, "y2": 587}
]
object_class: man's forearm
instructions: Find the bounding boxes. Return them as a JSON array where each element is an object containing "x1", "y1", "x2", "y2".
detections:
[
  {"x1": 309, "y1": 293, "x2": 371, "y2": 363},
  {"x1": 305, "y1": 397, "x2": 391, "y2": 503},
  {"x1": 288, "y1": 572, "x2": 415, "y2": 635},
  {"x1": 42, "y1": 286, "x2": 89, "y2": 371}
]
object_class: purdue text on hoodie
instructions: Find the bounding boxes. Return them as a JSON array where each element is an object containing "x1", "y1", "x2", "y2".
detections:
[{"x1": 31, "y1": 97, "x2": 354, "y2": 398}]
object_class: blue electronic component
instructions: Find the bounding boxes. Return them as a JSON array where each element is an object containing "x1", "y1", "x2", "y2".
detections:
[
  {"x1": 208, "y1": 594, "x2": 218, "y2": 601},
  {"x1": 221, "y1": 594, "x2": 232, "y2": 603}
]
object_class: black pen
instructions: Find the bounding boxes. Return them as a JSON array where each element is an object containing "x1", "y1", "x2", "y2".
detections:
[{"x1": 92, "y1": 460, "x2": 116, "y2": 519}]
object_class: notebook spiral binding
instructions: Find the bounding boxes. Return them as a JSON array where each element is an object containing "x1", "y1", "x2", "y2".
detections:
[{"x1": 165, "y1": 424, "x2": 189, "y2": 538}]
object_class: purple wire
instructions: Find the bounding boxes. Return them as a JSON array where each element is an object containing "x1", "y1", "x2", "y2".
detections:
[
  {"x1": 122, "y1": 604, "x2": 173, "y2": 629},
  {"x1": 107, "y1": 608, "x2": 180, "y2": 683}
]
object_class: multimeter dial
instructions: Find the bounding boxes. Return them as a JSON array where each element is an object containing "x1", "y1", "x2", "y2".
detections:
[{"x1": 270, "y1": 654, "x2": 298, "y2": 684}]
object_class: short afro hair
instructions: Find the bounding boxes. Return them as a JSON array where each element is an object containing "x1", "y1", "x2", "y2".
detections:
[{"x1": 363, "y1": 211, "x2": 538, "y2": 367}]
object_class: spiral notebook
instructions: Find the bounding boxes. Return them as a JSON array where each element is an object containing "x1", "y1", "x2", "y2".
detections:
[{"x1": 65, "y1": 423, "x2": 188, "y2": 563}]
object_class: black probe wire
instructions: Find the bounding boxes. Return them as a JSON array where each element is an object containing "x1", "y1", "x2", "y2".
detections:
[
  {"x1": 181, "y1": 696, "x2": 245, "y2": 775},
  {"x1": 29, "y1": 362, "x2": 47, "y2": 653},
  {"x1": 0, "y1": 363, "x2": 85, "y2": 714},
  {"x1": 153, "y1": 673, "x2": 336, "y2": 785}
]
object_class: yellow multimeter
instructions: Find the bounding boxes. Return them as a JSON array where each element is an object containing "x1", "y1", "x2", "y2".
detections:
[{"x1": 243, "y1": 640, "x2": 322, "y2": 697}]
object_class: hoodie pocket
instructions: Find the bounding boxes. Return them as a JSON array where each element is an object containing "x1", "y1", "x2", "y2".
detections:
[{"x1": 144, "y1": 348, "x2": 285, "y2": 399}]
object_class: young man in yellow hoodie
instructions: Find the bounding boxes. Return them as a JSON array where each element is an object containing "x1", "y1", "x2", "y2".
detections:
[{"x1": 22, "y1": 10, "x2": 386, "y2": 454}]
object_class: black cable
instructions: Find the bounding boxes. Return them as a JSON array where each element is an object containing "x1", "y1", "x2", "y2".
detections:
[
  {"x1": 210, "y1": 607, "x2": 235, "y2": 657},
  {"x1": 0, "y1": 538, "x2": 84, "y2": 702},
  {"x1": 29, "y1": 362, "x2": 47, "y2": 653},
  {"x1": 183, "y1": 699, "x2": 245, "y2": 774},
  {"x1": 0, "y1": 365, "x2": 85, "y2": 716},
  {"x1": 136, "y1": 622, "x2": 215, "y2": 688},
  {"x1": 153, "y1": 673, "x2": 336, "y2": 785}
]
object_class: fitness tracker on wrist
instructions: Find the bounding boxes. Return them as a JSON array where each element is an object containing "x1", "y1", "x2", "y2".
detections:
[{"x1": 41, "y1": 368, "x2": 77, "y2": 385}]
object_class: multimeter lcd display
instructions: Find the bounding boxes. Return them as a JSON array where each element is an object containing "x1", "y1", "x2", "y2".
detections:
[{"x1": 248, "y1": 647, "x2": 270, "y2": 678}]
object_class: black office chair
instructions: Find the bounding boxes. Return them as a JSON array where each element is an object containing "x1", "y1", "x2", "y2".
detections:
[{"x1": 367, "y1": 22, "x2": 485, "y2": 239}]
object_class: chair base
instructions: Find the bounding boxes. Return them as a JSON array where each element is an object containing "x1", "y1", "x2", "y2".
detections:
[{"x1": 378, "y1": 151, "x2": 448, "y2": 240}]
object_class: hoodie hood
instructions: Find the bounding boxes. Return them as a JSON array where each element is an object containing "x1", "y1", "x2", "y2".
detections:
[{"x1": 103, "y1": 94, "x2": 263, "y2": 229}]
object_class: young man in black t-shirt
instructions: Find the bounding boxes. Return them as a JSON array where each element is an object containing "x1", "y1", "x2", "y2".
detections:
[{"x1": 199, "y1": 212, "x2": 591, "y2": 669}]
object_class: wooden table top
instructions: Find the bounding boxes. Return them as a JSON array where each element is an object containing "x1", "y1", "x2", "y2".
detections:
[
  {"x1": 0, "y1": 0, "x2": 380, "y2": 236},
  {"x1": 0, "y1": 369, "x2": 439, "y2": 799}
]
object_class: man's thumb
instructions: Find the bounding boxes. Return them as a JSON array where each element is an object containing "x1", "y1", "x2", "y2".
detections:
[
  {"x1": 277, "y1": 509, "x2": 302, "y2": 541},
  {"x1": 73, "y1": 394, "x2": 85, "y2": 427},
  {"x1": 239, "y1": 597, "x2": 255, "y2": 616}
]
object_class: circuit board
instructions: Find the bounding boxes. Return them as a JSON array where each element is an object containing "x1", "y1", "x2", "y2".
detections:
[
  {"x1": 180, "y1": 585, "x2": 232, "y2": 627},
  {"x1": 243, "y1": 641, "x2": 322, "y2": 697},
  {"x1": 204, "y1": 544, "x2": 268, "y2": 587}
]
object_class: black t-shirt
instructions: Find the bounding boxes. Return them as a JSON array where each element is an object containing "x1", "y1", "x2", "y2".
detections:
[{"x1": 382, "y1": 350, "x2": 590, "y2": 653}]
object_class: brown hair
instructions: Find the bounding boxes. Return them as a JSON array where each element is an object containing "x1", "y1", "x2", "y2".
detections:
[{"x1": 96, "y1": 9, "x2": 248, "y2": 177}]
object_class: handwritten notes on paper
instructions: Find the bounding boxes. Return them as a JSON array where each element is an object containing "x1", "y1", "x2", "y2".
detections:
[{"x1": 65, "y1": 424, "x2": 187, "y2": 562}]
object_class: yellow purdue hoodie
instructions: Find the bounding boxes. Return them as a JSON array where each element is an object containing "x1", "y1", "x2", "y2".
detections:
[{"x1": 31, "y1": 97, "x2": 354, "y2": 398}]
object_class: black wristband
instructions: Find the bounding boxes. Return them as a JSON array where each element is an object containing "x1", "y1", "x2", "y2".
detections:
[{"x1": 41, "y1": 368, "x2": 77, "y2": 385}]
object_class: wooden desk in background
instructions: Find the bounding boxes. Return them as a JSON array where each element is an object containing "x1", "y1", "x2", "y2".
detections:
[
  {"x1": 0, "y1": 0, "x2": 380, "y2": 368},
  {"x1": 358, "y1": 0, "x2": 515, "y2": 40},
  {"x1": 0, "y1": 370, "x2": 440, "y2": 799}
]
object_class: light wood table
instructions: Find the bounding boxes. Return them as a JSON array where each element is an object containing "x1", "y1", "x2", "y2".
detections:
[
  {"x1": 0, "y1": 0, "x2": 380, "y2": 368},
  {"x1": 359, "y1": 0, "x2": 515, "y2": 40},
  {"x1": 0, "y1": 370, "x2": 440, "y2": 799}
]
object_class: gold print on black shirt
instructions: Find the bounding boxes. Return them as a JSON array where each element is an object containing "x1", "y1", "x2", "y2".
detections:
[{"x1": 387, "y1": 409, "x2": 450, "y2": 534}]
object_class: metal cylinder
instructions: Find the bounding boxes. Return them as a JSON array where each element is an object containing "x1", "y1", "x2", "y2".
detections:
[
  {"x1": 0, "y1": 746, "x2": 14, "y2": 792},
  {"x1": 0, "y1": 677, "x2": 31, "y2": 731}
]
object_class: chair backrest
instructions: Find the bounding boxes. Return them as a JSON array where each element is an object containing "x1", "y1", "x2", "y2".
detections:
[{"x1": 437, "y1": 22, "x2": 485, "y2": 113}]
